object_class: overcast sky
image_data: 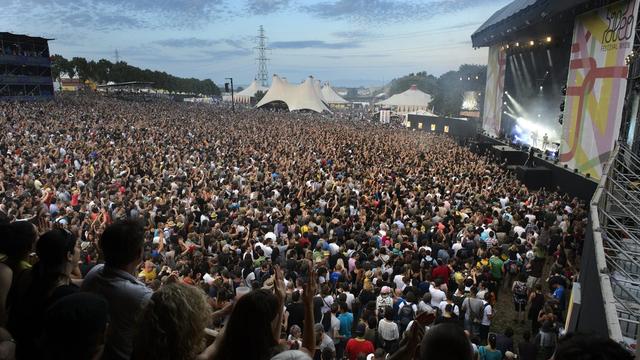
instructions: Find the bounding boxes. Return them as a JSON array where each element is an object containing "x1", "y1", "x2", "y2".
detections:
[{"x1": 3, "y1": 0, "x2": 510, "y2": 87}]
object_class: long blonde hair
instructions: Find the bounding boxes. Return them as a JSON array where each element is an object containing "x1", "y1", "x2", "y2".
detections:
[{"x1": 133, "y1": 282, "x2": 212, "y2": 360}]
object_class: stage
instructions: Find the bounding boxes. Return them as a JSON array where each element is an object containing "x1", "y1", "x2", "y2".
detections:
[{"x1": 473, "y1": 134, "x2": 597, "y2": 200}]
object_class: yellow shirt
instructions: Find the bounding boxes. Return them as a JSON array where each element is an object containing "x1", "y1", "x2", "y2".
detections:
[{"x1": 138, "y1": 268, "x2": 157, "y2": 282}]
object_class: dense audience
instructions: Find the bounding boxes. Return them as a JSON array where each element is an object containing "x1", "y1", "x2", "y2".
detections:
[{"x1": 0, "y1": 96, "x2": 625, "y2": 360}]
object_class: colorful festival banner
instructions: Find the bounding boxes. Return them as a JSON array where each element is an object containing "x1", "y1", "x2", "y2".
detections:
[
  {"x1": 482, "y1": 45, "x2": 506, "y2": 137},
  {"x1": 560, "y1": 0, "x2": 639, "y2": 179}
]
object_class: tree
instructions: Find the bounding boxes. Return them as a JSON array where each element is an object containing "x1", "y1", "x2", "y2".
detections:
[
  {"x1": 388, "y1": 65, "x2": 487, "y2": 116},
  {"x1": 253, "y1": 90, "x2": 266, "y2": 103},
  {"x1": 48, "y1": 54, "x2": 221, "y2": 95},
  {"x1": 388, "y1": 71, "x2": 438, "y2": 98},
  {"x1": 50, "y1": 54, "x2": 68, "y2": 80}
]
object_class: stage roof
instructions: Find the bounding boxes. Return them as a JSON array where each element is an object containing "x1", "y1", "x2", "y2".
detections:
[{"x1": 471, "y1": 0, "x2": 607, "y2": 47}]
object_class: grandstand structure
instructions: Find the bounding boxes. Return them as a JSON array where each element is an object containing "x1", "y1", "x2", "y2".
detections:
[{"x1": 0, "y1": 32, "x2": 53, "y2": 100}]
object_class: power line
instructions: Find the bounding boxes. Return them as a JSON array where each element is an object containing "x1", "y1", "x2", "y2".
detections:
[{"x1": 255, "y1": 25, "x2": 270, "y2": 87}]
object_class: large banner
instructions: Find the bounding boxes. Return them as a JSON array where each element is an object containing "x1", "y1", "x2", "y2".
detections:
[
  {"x1": 482, "y1": 45, "x2": 506, "y2": 137},
  {"x1": 560, "y1": 0, "x2": 639, "y2": 179}
]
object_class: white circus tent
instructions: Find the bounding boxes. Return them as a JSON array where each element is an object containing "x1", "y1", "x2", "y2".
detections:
[
  {"x1": 321, "y1": 83, "x2": 349, "y2": 105},
  {"x1": 234, "y1": 80, "x2": 269, "y2": 104},
  {"x1": 256, "y1": 75, "x2": 331, "y2": 113},
  {"x1": 376, "y1": 85, "x2": 433, "y2": 114}
]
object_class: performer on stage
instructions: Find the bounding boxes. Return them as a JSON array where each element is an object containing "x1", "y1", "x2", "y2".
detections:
[
  {"x1": 530, "y1": 131, "x2": 539, "y2": 149},
  {"x1": 542, "y1": 133, "x2": 549, "y2": 151}
]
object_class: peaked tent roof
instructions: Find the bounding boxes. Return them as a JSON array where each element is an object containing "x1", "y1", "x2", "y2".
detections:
[
  {"x1": 256, "y1": 75, "x2": 331, "y2": 113},
  {"x1": 321, "y1": 83, "x2": 349, "y2": 104},
  {"x1": 237, "y1": 80, "x2": 269, "y2": 98},
  {"x1": 376, "y1": 85, "x2": 432, "y2": 107}
]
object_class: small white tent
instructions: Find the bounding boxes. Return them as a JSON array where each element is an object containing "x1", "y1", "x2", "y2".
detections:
[
  {"x1": 376, "y1": 85, "x2": 433, "y2": 114},
  {"x1": 321, "y1": 83, "x2": 349, "y2": 105},
  {"x1": 234, "y1": 80, "x2": 269, "y2": 104},
  {"x1": 256, "y1": 75, "x2": 331, "y2": 113}
]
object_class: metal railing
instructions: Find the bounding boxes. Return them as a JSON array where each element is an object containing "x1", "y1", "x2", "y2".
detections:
[{"x1": 591, "y1": 141, "x2": 640, "y2": 347}]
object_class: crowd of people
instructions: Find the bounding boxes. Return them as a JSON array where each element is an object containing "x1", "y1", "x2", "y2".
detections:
[{"x1": 0, "y1": 95, "x2": 632, "y2": 360}]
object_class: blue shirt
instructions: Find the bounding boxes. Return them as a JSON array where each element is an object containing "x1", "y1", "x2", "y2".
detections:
[
  {"x1": 553, "y1": 286, "x2": 565, "y2": 309},
  {"x1": 338, "y1": 312, "x2": 353, "y2": 338}
]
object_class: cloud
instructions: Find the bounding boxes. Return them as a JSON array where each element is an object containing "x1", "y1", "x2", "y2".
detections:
[
  {"x1": 331, "y1": 30, "x2": 376, "y2": 39},
  {"x1": 304, "y1": 0, "x2": 495, "y2": 23},
  {"x1": 154, "y1": 37, "x2": 248, "y2": 50},
  {"x1": 10, "y1": 0, "x2": 227, "y2": 30},
  {"x1": 204, "y1": 49, "x2": 253, "y2": 59},
  {"x1": 245, "y1": 0, "x2": 290, "y2": 14},
  {"x1": 271, "y1": 40, "x2": 361, "y2": 49},
  {"x1": 155, "y1": 38, "x2": 220, "y2": 48},
  {"x1": 321, "y1": 54, "x2": 390, "y2": 59}
]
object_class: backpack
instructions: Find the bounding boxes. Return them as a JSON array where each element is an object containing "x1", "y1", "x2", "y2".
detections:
[
  {"x1": 470, "y1": 300, "x2": 487, "y2": 324},
  {"x1": 398, "y1": 303, "x2": 415, "y2": 333}
]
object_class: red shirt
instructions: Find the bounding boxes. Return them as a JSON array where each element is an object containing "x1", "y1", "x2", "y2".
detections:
[
  {"x1": 298, "y1": 236, "x2": 310, "y2": 248},
  {"x1": 431, "y1": 265, "x2": 451, "y2": 282},
  {"x1": 345, "y1": 338, "x2": 374, "y2": 360}
]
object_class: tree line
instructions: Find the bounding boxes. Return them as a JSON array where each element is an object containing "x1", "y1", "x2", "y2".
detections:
[
  {"x1": 50, "y1": 55, "x2": 220, "y2": 96},
  {"x1": 387, "y1": 64, "x2": 487, "y2": 116}
]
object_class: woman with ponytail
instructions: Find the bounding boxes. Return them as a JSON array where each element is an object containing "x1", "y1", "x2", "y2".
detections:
[{"x1": 7, "y1": 228, "x2": 80, "y2": 359}]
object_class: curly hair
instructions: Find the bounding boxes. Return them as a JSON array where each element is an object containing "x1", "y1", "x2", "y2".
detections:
[{"x1": 132, "y1": 282, "x2": 212, "y2": 360}]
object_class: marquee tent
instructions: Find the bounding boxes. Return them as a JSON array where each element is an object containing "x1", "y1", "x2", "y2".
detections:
[
  {"x1": 376, "y1": 85, "x2": 433, "y2": 114},
  {"x1": 256, "y1": 75, "x2": 331, "y2": 113},
  {"x1": 234, "y1": 80, "x2": 268, "y2": 104},
  {"x1": 321, "y1": 83, "x2": 349, "y2": 105}
]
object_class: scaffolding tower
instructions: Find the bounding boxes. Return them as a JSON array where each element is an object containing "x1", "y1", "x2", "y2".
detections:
[{"x1": 255, "y1": 25, "x2": 269, "y2": 87}]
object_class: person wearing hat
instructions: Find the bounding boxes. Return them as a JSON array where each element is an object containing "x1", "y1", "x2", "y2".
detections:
[
  {"x1": 375, "y1": 286, "x2": 393, "y2": 315},
  {"x1": 345, "y1": 323, "x2": 374, "y2": 360}
]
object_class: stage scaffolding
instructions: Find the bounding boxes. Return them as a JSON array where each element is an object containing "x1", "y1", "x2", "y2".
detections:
[{"x1": 591, "y1": 142, "x2": 640, "y2": 348}]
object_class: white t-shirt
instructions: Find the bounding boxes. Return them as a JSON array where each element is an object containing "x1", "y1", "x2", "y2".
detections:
[
  {"x1": 481, "y1": 301, "x2": 493, "y2": 326},
  {"x1": 321, "y1": 295, "x2": 334, "y2": 314},
  {"x1": 330, "y1": 315, "x2": 340, "y2": 340},
  {"x1": 393, "y1": 274, "x2": 405, "y2": 290},
  {"x1": 255, "y1": 243, "x2": 273, "y2": 257},
  {"x1": 344, "y1": 292, "x2": 355, "y2": 310},
  {"x1": 429, "y1": 287, "x2": 446, "y2": 307},
  {"x1": 438, "y1": 301, "x2": 459, "y2": 316}
]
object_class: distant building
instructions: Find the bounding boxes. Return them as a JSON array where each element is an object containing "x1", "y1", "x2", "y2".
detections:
[
  {"x1": 60, "y1": 77, "x2": 84, "y2": 92},
  {"x1": 0, "y1": 32, "x2": 54, "y2": 100}
]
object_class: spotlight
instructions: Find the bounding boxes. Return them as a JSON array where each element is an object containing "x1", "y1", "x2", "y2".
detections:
[
  {"x1": 504, "y1": 101, "x2": 507, "y2": 105},
  {"x1": 506, "y1": 44, "x2": 510, "y2": 49},
  {"x1": 515, "y1": 42, "x2": 520, "y2": 47},
  {"x1": 539, "y1": 86, "x2": 543, "y2": 91},
  {"x1": 546, "y1": 36, "x2": 552, "y2": 43},
  {"x1": 460, "y1": 77, "x2": 463, "y2": 81},
  {"x1": 505, "y1": 91, "x2": 509, "y2": 95},
  {"x1": 529, "y1": 40, "x2": 535, "y2": 46},
  {"x1": 475, "y1": 76, "x2": 479, "y2": 80},
  {"x1": 537, "y1": 114, "x2": 541, "y2": 118},
  {"x1": 468, "y1": 77, "x2": 471, "y2": 80}
]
